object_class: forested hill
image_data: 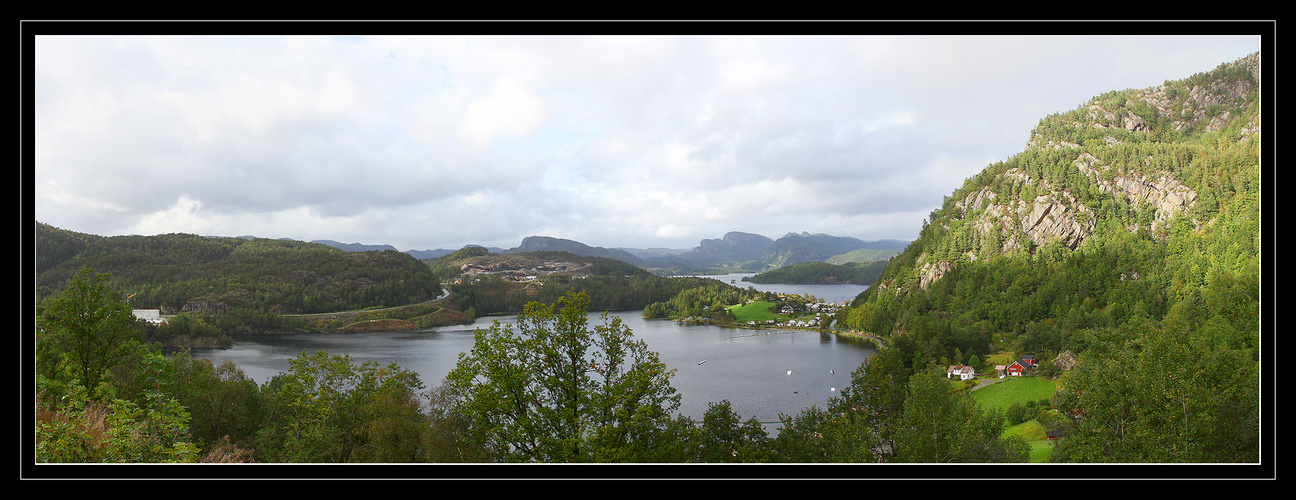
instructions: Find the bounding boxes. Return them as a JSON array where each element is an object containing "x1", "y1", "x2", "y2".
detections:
[
  {"x1": 747, "y1": 260, "x2": 888, "y2": 286},
  {"x1": 838, "y1": 52, "x2": 1261, "y2": 363},
  {"x1": 35, "y1": 222, "x2": 441, "y2": 315}
]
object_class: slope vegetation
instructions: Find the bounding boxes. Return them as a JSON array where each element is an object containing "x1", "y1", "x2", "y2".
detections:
[
  {"x1": 35, "y1": 223, "x2": 442, "y2": 316},
  {"x1": 833, "y1": 52, "x2": 1261, "y2": 463}
]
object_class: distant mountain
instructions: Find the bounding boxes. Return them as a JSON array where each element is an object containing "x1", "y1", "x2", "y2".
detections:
[
  {"x1": 505, "y1": 236, "x2": 644, "y2": 264},
  {"x1": 308, "y1": 241, "x2": 504, "y2": 261},
  {"x1": 408, "y1": 246, "x2": 509, "y2": 260},
  {"x1": 763, "y1": 232, "x2": 905, "y2": 267},
  {"x1": 684, "y1": 231, "x2": 775, "y2": 265},
  {"x1": 218, "y1": 231, "x2": 908, "y2": 273},
  {"x1": 617, "y1": 247, "x2": 689, "y2": 259},
  {"x1": 825, "y1": 247, "x2": 902, "y2": 265},
  {"x1": 405, "y1": 248, "x2": 455, "y2": 260},
  {"x1": 616, "y1": 231, "x2": 910, "y2": 271},
  {"x1": 311, "y1": 240, "x2": 400, "y2": 253}
]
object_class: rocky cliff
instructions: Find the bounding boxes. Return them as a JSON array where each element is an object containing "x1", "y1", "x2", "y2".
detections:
[{"x1": 871, "y1": 51, "x2": 1260, "y2": 297}]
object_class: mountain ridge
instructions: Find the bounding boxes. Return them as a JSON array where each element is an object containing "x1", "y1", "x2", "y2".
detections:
[
  {"x1": 838, "y1": 51, "x2": 1261, "y2": 360},
  {"x1": 305, "y1": 230, "x2": 909, "y2": 272}
]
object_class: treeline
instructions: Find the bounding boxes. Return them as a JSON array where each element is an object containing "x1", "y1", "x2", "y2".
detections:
[
  {"x1": 36, "y1": 223, "x2": 441, "y2": 316},
  {"x1": 641, "y1": 280, "x2": 767, "y2": 321},
  {"x1": 450, "y1": 273, "x2": 741, "y2": 317},
  {"x1": 747, "y1": 260, "x2": 888, "y2": 285}
]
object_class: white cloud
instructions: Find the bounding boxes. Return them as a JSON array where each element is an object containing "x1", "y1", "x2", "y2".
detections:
[
  {"x1": 456, "y1": 77, "x2": 547, "y2": 147},
  {"x1": 33, "y1": 32, "x2": 1262, "y2": 251}
]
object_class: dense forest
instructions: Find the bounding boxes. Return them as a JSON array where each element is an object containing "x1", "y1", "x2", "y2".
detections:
[
  {"x1": 36, "y1": 223, "x2": 442, "y2": 316},
  {"x1": 747, "y1": 260, "x2": 888, "y2": 286},
  {"x1": 35, "y1": 223, "x2": 448, "y2": 343}
]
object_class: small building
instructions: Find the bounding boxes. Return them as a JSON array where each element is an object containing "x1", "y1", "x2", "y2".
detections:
[
  {"x1": 1022, "y1": 354, "x2": 1037, "y2": 367},
  {"x1": 132, "y1": 309, "x2": 166, "y2": 325},
  {"x1": 994, "y1": 365, "x2": 1007, "y2": 379},
  {"x1": 1005, "y1": 360, "x2": 1027, "y2": 377},
  {"x1": 946, "y1": 365, "x2": 976, "y2": 381}
]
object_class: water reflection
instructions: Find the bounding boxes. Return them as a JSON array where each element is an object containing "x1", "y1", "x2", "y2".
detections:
[{"x1": 190, "y1": 275, "x2": 876, "y2": 423}]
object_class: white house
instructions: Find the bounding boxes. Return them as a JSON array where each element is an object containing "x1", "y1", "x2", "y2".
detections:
[
  {"x1": 946, "y1": 365, "x2": 976, "y2": 381},
  {"x1": 132, "y1": 309, "x2": 166, "y2": 325}
]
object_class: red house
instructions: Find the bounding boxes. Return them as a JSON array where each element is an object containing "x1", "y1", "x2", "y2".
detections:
[
  {"x1": 1005, "y1": 360, "x2": 1027, "y2": 377},
  {"x1": 1022, "y1": 354, "x2": 1037, "y2": 367}
]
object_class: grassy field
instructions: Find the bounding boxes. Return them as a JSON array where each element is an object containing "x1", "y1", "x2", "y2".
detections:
[
  {"x1": 975, "y1": 377, "x2": 1058, "y2": 463},
  {"x1": 1003, "y1": 420, "x2": 1056, "y2": 463},
  {"x1": 972, "y1": 377, "x2": 1056, "y2": 412},
  {"x1": 727, "y1": 300, "x2": 779, "y2": 323}
]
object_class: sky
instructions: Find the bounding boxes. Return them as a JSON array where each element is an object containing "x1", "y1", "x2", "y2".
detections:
[{"x1": 31, "y1": 29, "x2": 1262, "y2": 252}]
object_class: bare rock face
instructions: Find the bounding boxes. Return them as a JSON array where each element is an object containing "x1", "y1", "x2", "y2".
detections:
[
  {"x1": 1123, "y1": 113, "x2": 1148, "y2": 132},
  {"x1": 1019, "y1": 195, "x2": 1095, "y2": 250},
  {"x1": 917, "y1": 259, "x2": 952, "y2": 291},
  {"x1": 954, "y1": 168, "x2": 1097, "y2": 255},
  {"x1": 1073, "y1": 152, "x2": 1197, "y2": 233}
]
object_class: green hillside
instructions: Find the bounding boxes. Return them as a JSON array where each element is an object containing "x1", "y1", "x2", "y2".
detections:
[
  {"x1": 834, "y1": 52, "x2": 1261, "y2": 463},
  {"x1": 35, "y1": 222, "x2": 441, "y2": 316},
  {"x1": 747, "y1": 260, "x2": 888, "y2": 285}
]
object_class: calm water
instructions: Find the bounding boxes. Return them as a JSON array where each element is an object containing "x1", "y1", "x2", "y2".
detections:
[{"x1": 189, "y1": 273, "x2": 877, "y2": 424}]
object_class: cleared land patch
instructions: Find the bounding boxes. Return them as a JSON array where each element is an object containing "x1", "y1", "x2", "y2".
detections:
[
  {"x1": 727, "y1": 300, "x2": 779, "y2": 323},
  {"x1": 971, "y1": 377, "x2": 1056, "y2": 412}
]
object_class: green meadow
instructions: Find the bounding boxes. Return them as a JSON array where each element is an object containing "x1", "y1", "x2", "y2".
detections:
[
  {"x1": 727, "y1": 300, "x2": 779, "y2": 323},
  {"x1": 973, "y1": 377, "x2": 1058, "y2": 463},
  {"x1": 971, "y1": 377, "x2": 1056, "y2": 412}
]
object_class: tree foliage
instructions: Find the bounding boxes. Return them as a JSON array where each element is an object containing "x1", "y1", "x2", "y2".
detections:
[
  {"x1": 1050, "y1": 317, "x2": 1259, "y2": 463},
  {"x1": 446, "y1": 290, "x2": 681, "y2": 462},
  {"x1": 36, "y1": 224, "x2": 441, "y2": 316},
  {"x1": 748, "y1": 260, "x2": 888, "y2": 285},
  {"x1": 41, "y1": 266, "x2": 143, "y2": 395},
  {"x1": 891, "y1": 371, "x2": 1027, "y2": 463},
  {"x1": 253, "y1": 351, "x2": 429, "y2": 463},
  {"x1": 35, "y1": 387, "x2": 204, "y2": 463}
]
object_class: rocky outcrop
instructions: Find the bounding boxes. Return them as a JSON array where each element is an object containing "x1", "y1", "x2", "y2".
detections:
[
  {"x1": 954, "y1": 168, "x2": 1097, "y2": 255},
  {"x1": 1072, "y1": 152, "x2": 1197, "y2": 232},
  {"x1": 917, "y1": 258, "x2": 952, "y2": 291},
  {"x1": 882, "y1": 52, "x2": 1251, "y2": 294},
  {"x1": 1018, "y1": 194, "x2": 1096, "y2": 250}
]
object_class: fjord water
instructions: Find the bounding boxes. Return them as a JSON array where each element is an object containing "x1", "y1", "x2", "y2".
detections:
[{"x1": 189, "y1": 273, "x2": 877, "y2": 424}]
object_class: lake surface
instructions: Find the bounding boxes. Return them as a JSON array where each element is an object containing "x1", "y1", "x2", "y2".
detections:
[{"x1": 189, "y1": 273, "x2": 877, "y2": 425}]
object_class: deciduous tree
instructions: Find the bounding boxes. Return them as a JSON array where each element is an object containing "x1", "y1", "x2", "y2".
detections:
[
  {"x1": 446, "y1": 290, "x2": 681, "y2": 462},
  {"x1": 42, "y1": 266, "x2": 142, "y2": 395}
]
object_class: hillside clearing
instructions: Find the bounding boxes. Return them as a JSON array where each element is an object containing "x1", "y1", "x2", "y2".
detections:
[{"x1": 972, "y1": 376, "x2": 1056, "y2": 412}]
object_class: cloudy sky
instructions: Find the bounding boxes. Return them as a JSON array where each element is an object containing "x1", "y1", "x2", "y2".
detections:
[{"x1": 32, "y1": 29, "x2": 1261, "y2": 252}]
